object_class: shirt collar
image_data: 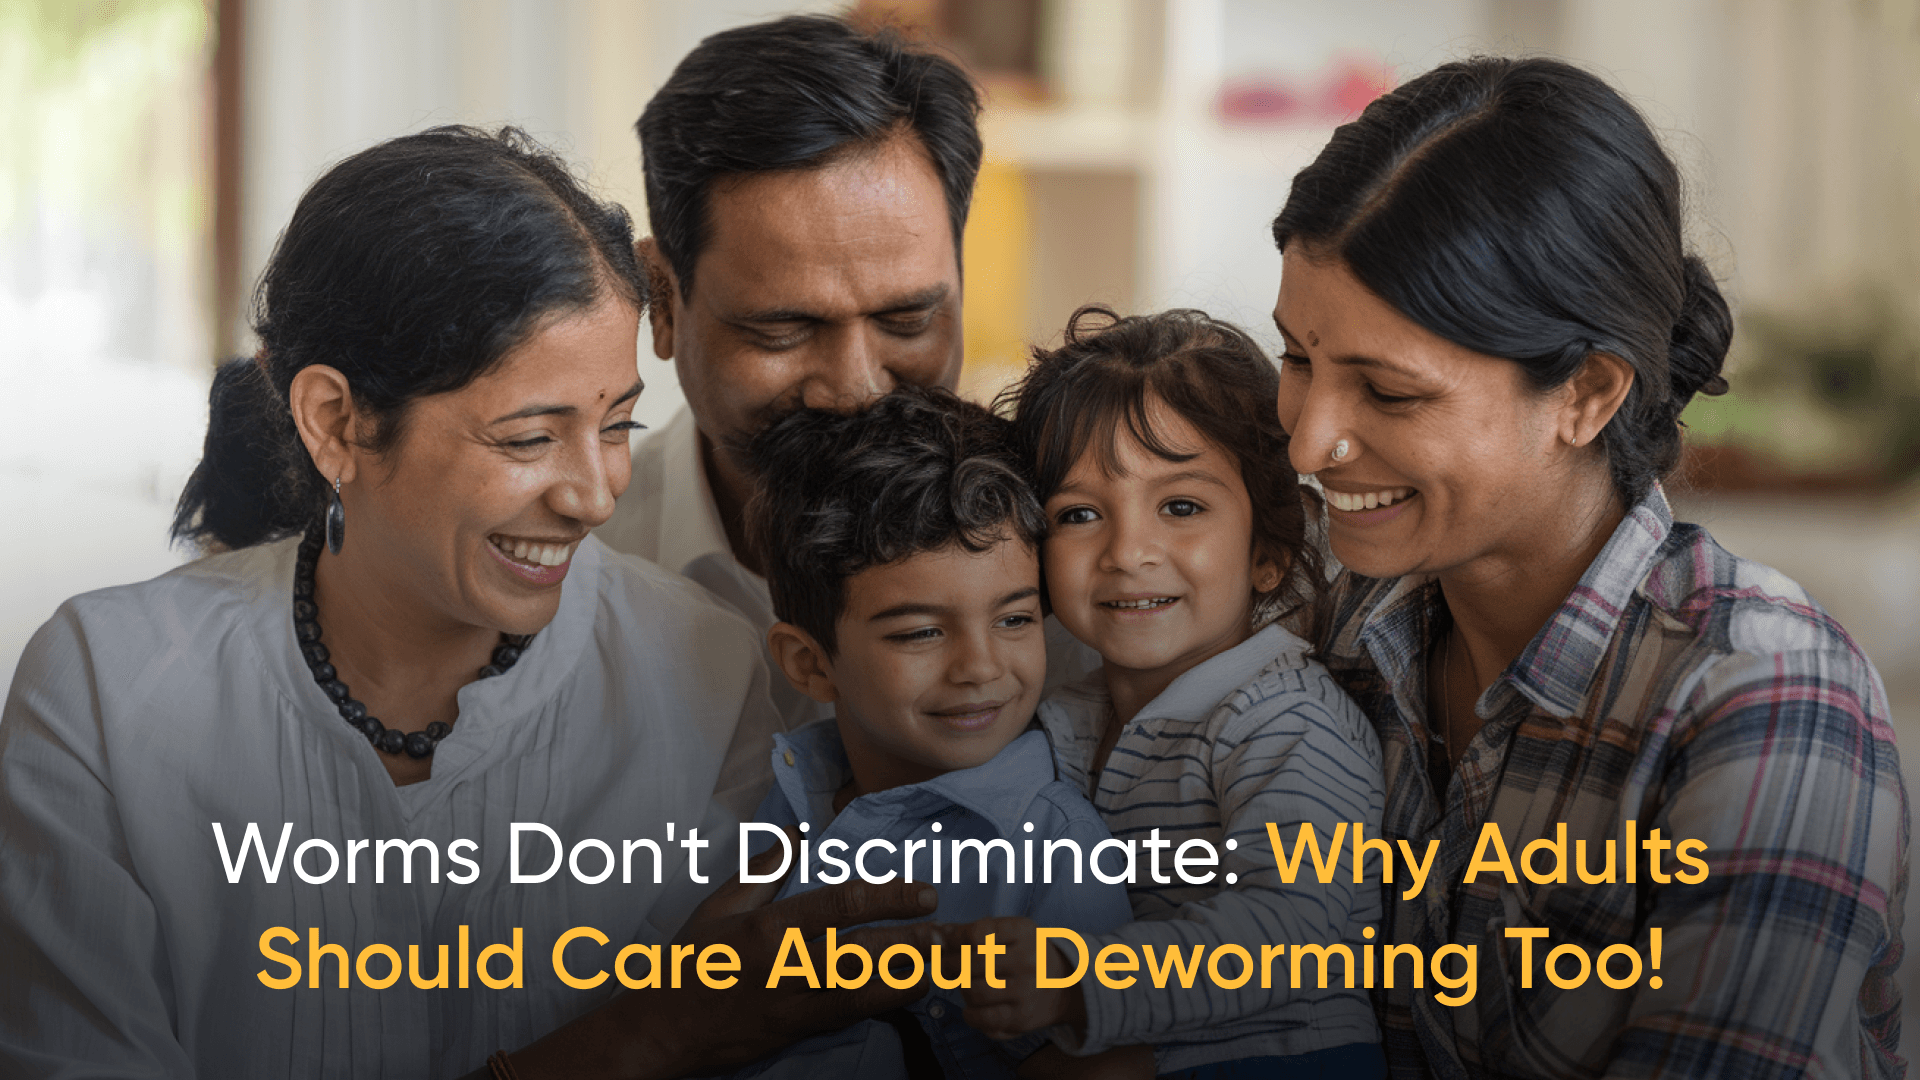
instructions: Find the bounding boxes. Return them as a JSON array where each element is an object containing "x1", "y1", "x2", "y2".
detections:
[
  {"x1": 656, "y1": 405, "x2": 738, "y2": 580},
  {"x1": 1067, "y1": 621, "x2": 1306, "y2": 721},
  {"x1": 767, "y1": 720, "x2": 1059, "y2": 836},
  {"x1": 1348, "y1": 484, "x2": 1677, "y2": 720},
  {"x1": 1502, "y1": 483, "x2": 1675, "y2": 716}
]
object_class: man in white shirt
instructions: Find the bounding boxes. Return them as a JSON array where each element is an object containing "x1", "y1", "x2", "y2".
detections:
[{"x1": 599, "y1": 15, "x2": 1036, "y2": 733}]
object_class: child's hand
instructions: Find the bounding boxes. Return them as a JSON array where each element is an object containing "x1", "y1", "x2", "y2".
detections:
[
  {"x1": 950, "y1": 916, "x2": 1086, "y2": 1040},
  {"x1": 1017, "y1": 1044, "x2": 1156, "y2": 1080}
]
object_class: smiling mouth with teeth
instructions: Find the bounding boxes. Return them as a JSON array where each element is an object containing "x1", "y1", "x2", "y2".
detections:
[
  {"x1": 1103, "y1": 597, "x2": 1177, "y2": 610},
  {"x1": 1324, "y1": 487, "x2": 1416, "y2": 513},
  {"x1": 489, "y1": 535, "x2": 579, "y2": 568}
]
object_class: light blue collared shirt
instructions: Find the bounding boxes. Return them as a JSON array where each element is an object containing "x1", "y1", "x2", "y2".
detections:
[{"x1": 736, "y1": 722, "x2": 1134, "y2": 1080}]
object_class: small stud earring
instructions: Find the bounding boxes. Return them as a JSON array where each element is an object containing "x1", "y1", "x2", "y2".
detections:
[
  {"x1": 325, "y1": 476, "x2": 346, "y2": 555},
  {"x1": 1331, "y1": 439, "x2": 1350, "y2": 462}
]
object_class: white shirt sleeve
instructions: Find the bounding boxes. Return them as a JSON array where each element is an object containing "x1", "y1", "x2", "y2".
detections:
[{"x1": 0, "y1": 605, "x2": 196, "y2": 1079}]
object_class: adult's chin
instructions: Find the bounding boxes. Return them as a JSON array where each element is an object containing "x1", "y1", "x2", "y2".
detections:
[
  {"x1": 1325, "y1": 536, "x2": 1426, "y2": 583},
  {"x1": 468, "y1": 587, "x2": 564, "y2": 642}
]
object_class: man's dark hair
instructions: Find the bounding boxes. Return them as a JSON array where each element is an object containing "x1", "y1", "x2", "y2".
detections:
[
  {"x1": 637, "y1": 14, "x2": 983, "y2": 297},
  {"x1": 745, "y1": 386, "x2": 1045, "y2": 656}
]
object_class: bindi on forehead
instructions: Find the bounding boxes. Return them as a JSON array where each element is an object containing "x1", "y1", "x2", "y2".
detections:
[{"x1": 1308, "y1": 331, "x2": 1320, "y2": 347}]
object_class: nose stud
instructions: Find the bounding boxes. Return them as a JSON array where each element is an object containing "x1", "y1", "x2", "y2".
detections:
[{"x1": 1331, "y1": 439, "x2": 1350, "y2": 462}]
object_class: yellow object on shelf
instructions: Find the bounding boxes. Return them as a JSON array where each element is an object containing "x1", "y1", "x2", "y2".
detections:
[{"x1": 958, "y1": 158, "x2": 1032, "y2": 405}]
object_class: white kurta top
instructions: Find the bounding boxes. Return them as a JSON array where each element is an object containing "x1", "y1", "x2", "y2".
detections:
[{"x1": 0, "y1": 534, "x2": 780, "y2": 1079}]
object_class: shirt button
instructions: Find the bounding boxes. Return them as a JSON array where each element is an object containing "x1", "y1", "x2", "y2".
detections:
[
  {"x1": 783, "y1": 751, "x2": 795, "y2": 766},
  {"x1": 928, "y1": 1001, "x2": 946, "y2": 1019}
]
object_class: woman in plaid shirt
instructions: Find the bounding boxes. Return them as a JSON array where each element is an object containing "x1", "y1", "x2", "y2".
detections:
[{"x1": 1269, "y1": 57, "x2": 1906, "y2": 1079}]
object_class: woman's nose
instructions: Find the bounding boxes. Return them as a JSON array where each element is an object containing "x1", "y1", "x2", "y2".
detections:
[
  {"x1": 551, "y1": 439, "x2": 618, "y2": 527},
  {"x1": 1279, "y1": 375, "x2": 1347, "y2": 475}
]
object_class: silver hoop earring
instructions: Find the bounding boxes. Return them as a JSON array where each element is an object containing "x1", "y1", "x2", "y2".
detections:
[
  {"x1": 325, "y1": 477, "x2": 346, "y2": 555},
  {"x1": 1331, "y1": 439, "x2": 1350, "y2": 462}
]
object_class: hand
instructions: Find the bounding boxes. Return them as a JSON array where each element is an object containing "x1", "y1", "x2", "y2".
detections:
[
  {"x1": 950, "y1": 916, "x2": 1086, "y2": 1041},
  {"x1": 506, "y1": 837, "x2": 941, "y2": 1080}
]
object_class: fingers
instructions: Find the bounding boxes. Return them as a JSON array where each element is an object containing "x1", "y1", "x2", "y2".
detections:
[
  {"x1": 766, "y1": 921, "x2": 944, "y2": 1037},
  {"x1": 679, "y1": 827, "x2": 801, "y2": 931},
  {"x1": 763, "y1": 879, "x2": 939, "y2": 940}
]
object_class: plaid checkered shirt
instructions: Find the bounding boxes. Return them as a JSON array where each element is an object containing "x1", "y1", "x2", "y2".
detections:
[{"x1": 1320, "y1": 486, "x2": 1908, "y2": 1079}]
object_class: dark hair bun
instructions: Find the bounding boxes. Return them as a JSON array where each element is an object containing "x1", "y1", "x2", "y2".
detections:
[
  {"x1": 1272, "y1": 56, "x2": 1735, "y2": 504},
  {"x1": 181, "y1": 358, "x2": 308, "y2": 551},
  {"x1": 171, "y1": 126, "x2": 645, "y2": 552},
  {"x1": 1669, "y1": 255, "x2": 1733, "y2": 403}
]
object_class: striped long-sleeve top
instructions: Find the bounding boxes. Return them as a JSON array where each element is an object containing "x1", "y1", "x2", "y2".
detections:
[
  {"x1": 1036, "y1": 622, "x2": 1386, "y2": 1070},
  {"x1": 1321, "y1": 485, "x2": 1908, "y2": 1079}
]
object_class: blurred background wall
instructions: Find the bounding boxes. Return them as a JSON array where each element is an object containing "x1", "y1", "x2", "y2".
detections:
[{"x1": 4, "y1": 0, "x2": 1920, "y2": 1032}]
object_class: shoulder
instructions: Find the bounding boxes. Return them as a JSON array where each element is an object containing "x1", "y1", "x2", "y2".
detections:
[
  {"x1": 1024, "y1": 778, "x2": 1113, "y2": 840},
  {"x1": 1645, "y1": 521, "x2": 1867, "y2": 659},
  {"x1": 4, "y1": 542, "x2": 292, "y2": 759},
  {"x1": 18, "y1": 542, "x2": 285, "y2": 679},
  {"x1": 1639, "y1": 523, "x2": 1888, "y2": 727},
  {"x1": 1214, "y1": 637, "x2": 1378, "y2": 755},
  {"x1": 588, "y1": 535, "x2": 761, "y2": 650}
]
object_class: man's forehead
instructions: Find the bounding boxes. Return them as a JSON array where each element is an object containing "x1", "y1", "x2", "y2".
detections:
[{"x1": 693, "y1": 138, "x2": 958, "y2": 313}]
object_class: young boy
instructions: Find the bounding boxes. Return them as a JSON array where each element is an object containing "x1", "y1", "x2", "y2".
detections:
[{"x1": 736, "y1": 386, "x2": 1148, "y2": 1080}]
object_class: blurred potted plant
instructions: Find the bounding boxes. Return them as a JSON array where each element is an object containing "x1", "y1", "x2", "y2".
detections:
[{"x1": 1678, "y1": 291, "x2": 1920, "y2": 492}]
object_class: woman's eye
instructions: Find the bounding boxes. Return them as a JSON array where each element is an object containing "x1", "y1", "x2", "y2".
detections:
[
  {"x1": 1056, "y1": 506, "x2": 1099, "y2": 526},
  {"x1": 502, "y1": 435, "x2": 553, "y2": 450},
  {"x1": 602, "y1": 420, "x2": 646, "y2": 438},
  {"x1": 1281, "y1": 352, "x2": 1312, "y2": 371},
  {"x1": 1164, "y1": 499, "x2": 1202, "y2": 517},
  {"x1": 1367, "y1": 385, "x2": 1416, "y2": 405}
]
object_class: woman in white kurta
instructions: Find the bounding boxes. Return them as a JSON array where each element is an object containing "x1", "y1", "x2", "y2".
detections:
[
  {"x1": 0, "y1": 127, "x2": 795, "y2": 1079},
  {"x1": 0, "y1": 531, "x2": 770, "y2": 1077}
]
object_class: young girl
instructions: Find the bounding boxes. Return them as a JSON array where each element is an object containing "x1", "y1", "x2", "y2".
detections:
[{"x1": 958, "y1": 307, "x2": 1386, "y2": 1078}]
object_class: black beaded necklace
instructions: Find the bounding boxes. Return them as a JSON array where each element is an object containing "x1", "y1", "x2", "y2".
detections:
[{"x1": 293, "y1": 528, "x2": 533, "y2": 759}]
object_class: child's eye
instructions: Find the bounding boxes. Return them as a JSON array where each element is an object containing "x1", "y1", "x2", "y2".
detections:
[
  {"x1": 996, "y1": 613, "x2": 1036, "y2": 630},
  {"x1": 886, "y1": 627, "x2": 942, "y2": 643},
  {"x1": 1056, "y1": 506, "x2": 1099, "y2": 526},
  {"x1": 1163, "y1": 499, "x2": 1202, "y2": 517}
]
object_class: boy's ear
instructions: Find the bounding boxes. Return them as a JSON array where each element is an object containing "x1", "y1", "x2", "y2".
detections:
[{"x1": 767, "y1": 622, "x2": 838, "y2": 704}]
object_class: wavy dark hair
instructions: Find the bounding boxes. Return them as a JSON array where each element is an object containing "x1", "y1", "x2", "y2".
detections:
[
  {"x1": 171, "y1": 126, "x2": 646, "y2": 551},
  {"x1": 638, "y1": 14, "x2": 982, "y2": 297},
  {"x1": 745, "y1": 386, "x2": 1046, "y2": 656},
  {"x1": 1001, "y1": 305, "x2": 1325, "y2": 634},
  {"x1": 1273, "y1": 56, "x2": 1732, "y2": 504}
]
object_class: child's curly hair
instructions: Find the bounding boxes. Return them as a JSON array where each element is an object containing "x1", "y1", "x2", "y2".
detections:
[{"x1": 999, "y1": 305, "x2": 1325, "y2": 636}]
